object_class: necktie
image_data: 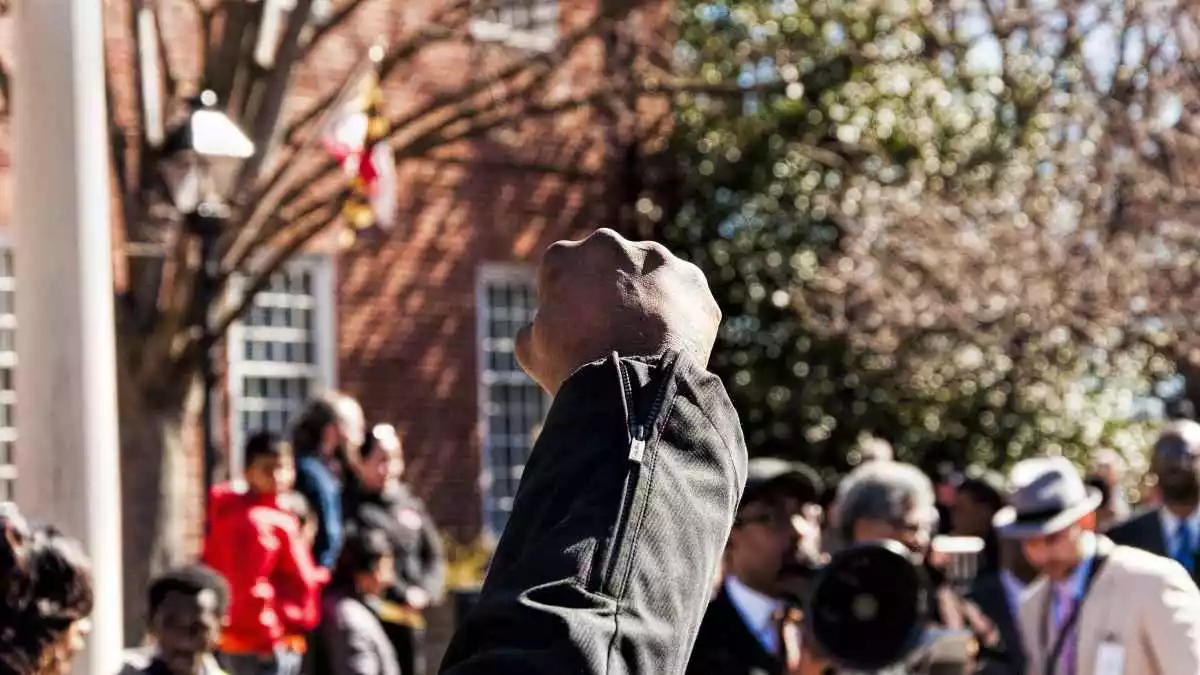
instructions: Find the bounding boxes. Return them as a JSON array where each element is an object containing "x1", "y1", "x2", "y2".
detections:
[
  {"x1": 1054, "y1": 584, "x2": 1078, "y2": 675},
  {"x1": 1173, "y1": 522, "x2": 1195, "y2": 574}
]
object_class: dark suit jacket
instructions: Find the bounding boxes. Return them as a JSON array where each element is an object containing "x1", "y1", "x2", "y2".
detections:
[
  {"x1": 1107, "y1": 508, "x2": 1200, "y2": 586},
  {"x1": 438, "y1": 352, "x2": 748, "y2": 675},
  {"x1": 966, "y1": 574, "x2": 1024, "y2": 675},
  {"x1": 686, "y1": 584, "x2": 781, "y2": 675},
  {"x1": 1108, "y1": 508, "x2": 1168, "y2": 556}
]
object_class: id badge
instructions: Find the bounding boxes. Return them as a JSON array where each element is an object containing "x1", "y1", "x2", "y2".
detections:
[{"x1": 1094, "y1": 640, "x2": 1125, "y2": 675}]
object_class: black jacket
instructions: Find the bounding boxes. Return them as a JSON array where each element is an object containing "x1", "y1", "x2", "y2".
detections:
[
  {"x1": 1108, "y1": 507, "x2": 1200, "y2": 585},
  {"x1": 351, "y1": 483, "x2": 447, "y2": 604},
  {"x1": 686, "y1": 583, "x2": 782, "y2": 675},
  {"x1": 439, "y1": 351, "x2": 748, "y2": 675},
  {"x1": 966, "y1": 573, "x2": 1025, "y2": 675}
]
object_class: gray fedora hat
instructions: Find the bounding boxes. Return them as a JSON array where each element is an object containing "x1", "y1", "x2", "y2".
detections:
[{"x1": 993, "y1": 457, "x2": 1103, "y2": 539}]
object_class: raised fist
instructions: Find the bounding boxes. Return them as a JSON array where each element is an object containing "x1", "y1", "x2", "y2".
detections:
[{"x1": 515, "y1": 228, "x2": 721, "y2": 395}]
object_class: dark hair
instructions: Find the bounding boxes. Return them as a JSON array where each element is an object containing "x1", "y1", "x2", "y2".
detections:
[
  {"x1": 331, "y1": 527, "x2": 391, "y2": 590},
  {"x1": 148, "y1": 565, "x2": 230, "y2": 619},
  {"x1": 359, "y1": 424, "x2": 400, "y2": 463},
  {"x1": 291, "y1": 396, "x2": 340, "y2": 457},
  {"x1": 0, "y1": 508, "x2": 93, "y2": 675},
  {"x1": 1085, "y1": 475, "x2": 1113, "y2": 508},
  {"x1": 957, "y1": 473, "x2": 1007, "y2": 512},
  {"x1": 244, "y1": 431, "x2": 292, "y2": 468}
]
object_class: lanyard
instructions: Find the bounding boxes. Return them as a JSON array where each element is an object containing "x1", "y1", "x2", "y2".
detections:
[{"x1": 1038, "y1": 554, "x2": 1109, "y2": 675}]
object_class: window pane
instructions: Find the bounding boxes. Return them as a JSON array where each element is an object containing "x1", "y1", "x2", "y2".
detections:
[
  {"x1": 478, "y1": 268, "x2": 546, "y2": 536},
  {"x1": 229, "y1": 259, "x2": 329, "y2": 478}
]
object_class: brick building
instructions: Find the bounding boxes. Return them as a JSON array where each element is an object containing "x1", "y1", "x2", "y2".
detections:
[{"x1": 0, "y1": 0, "x2": 665, "y2": 648}]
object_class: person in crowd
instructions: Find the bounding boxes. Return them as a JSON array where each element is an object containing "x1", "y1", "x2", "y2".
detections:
[
  {"x1": 933, "y1": 462, "x2": 963, "y2": 536},
  {"x1": 0, "y1": 503, "x2": 94, "y2": 675},
  {"x1": 687, "y1": 457, "x2": 824, "y2": 675},
  {"x1": 309, "y1": 528, "x2": 399, "y2": 675},
  {"x1": 1089, "y1": 448, "x2": 1131, "y2": 522},
  {"x1": 953, "y1": 471, "x2": 1007, "y2": 574},
  {"x1": 823, "y1": 437, "x2": 892, "y2": 556},
  {"x1": 966, "y1": 536, "x2": 1038, "y2": 675},
  {"x1": 835, "y1": 461, "x2": 1003, "y2": 673},
  {"x1": 203, "y1": 432, "x2": 326, "y2": 675},
  {"x1": 1084, "y1": 475, "x2": 1118, "y2": 531},
  {"x1": 436, "y1": 228, "x2": 743, "y2": 673},
  {"x1": 292, "y1": 391, "x2": 366, "y2": 569},
  {"x1": 1108, "y1": 421, "x2": 1200, "y2": 585},
  {"x1": 995, "y1": 456, "x2": 1200, "y2": 675},
  {"x1": 118, "y1": 566, "x2": 231, "y2": 675},
  {"x1": 345, "y1": 423, "x2": 446, "y2": 675}
]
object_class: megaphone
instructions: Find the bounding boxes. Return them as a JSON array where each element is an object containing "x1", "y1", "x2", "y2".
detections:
[
  {"x1": 807, "y1": 539, "x2": 982, "y2": 673},
  {"x1": 807, "y1": 540, "x2": 926, "y2": 672}
]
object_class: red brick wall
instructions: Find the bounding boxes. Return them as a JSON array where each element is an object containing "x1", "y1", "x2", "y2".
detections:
[
  {"x1": 5, "y1": 0, "x2": 667, "y2": 648},
  {"x1": 337, "y1": 161, "x2": 605, "y2": 540}
]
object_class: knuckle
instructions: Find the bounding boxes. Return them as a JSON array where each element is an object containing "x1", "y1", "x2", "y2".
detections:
[{"x1": 583, "y1": 228, "x2": 632, "y2": 258}]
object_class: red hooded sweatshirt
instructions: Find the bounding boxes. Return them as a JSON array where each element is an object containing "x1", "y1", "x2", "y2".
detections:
[{"x1": 203, "y1": 483, "x2": 329, "y2": 656}]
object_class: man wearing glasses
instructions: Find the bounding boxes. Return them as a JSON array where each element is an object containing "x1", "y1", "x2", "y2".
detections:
[{"x1": 687, "y1": 457, "x2": 824, "y2": 675}]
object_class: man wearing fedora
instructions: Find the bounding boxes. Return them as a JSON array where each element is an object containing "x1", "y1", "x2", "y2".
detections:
[{"x1": 995, "y1": 457, "x2": 1200, "y2": 675}]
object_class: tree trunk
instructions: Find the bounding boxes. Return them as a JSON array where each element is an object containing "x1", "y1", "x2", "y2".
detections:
[{"x1": 116, "y1": 353, "x2": 202, "y2": 645}]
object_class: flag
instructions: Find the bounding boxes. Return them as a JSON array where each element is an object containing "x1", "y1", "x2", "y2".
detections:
[{"x1": 321, "y1": 66, "x2": 398, "y2": 239}]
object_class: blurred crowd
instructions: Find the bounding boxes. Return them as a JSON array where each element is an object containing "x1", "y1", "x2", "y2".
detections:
[
  {"x1": 3, "y1": 229, "x2": 1200, "y2": 675},
  {"x1": 690, "y1": 422, "x2": 1200, "y2": 675}
]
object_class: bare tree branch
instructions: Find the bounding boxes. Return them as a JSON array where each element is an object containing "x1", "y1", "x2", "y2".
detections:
[
  {"x1": 207, "y1": 202, "x2": 339, "y2": 344},
  {"x1": 278, "y1": 0, "x2": 473, "y2": 147},
  {"x1": 152, "y1": 0, "x2": 179, "y2": 102},
  {"x1": 299, "y1": 0, "x2": 375, "y2": 58},
  {"x1": 203, "y1": 1, "x2": 259, "y2": 101},
  {"x1": 235, "y1": 0, "x2": 315, "y2": 186}
]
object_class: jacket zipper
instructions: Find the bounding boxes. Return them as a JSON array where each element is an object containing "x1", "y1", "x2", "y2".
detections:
[{"x1": 599, "y1": 355, "x2": 670, "y2": 596}]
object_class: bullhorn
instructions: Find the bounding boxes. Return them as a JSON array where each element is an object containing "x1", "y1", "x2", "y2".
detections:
[{"x1": 807, "y1": 540, "x2": 925, "y2": 671}]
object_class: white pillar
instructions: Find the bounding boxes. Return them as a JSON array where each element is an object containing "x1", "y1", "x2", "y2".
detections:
[{"x1": 12, "y1": 0, "x2": 125, "y2": 672}]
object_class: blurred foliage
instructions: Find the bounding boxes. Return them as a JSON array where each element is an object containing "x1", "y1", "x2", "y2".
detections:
[{"x1": 653, "y1": 0, "x2": 1200, "y2": 475}]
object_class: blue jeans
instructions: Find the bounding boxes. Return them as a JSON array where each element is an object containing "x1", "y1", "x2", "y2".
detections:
[{"x1": 219, "y1": 648, "x2": 303, "y2": 675}]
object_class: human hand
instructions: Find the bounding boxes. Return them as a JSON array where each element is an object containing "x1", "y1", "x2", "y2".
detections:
[{"x1": 515, "y1": 228, "x2": 721, "y2": 395}]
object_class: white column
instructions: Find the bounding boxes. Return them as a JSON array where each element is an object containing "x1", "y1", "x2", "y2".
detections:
[{"x1": 12, "y1": 0, "x2": 125, "y2": 672}]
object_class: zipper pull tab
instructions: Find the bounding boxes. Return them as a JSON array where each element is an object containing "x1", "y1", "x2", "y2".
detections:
[{"x1": 629, "y1": 424, "x2": 646, "y2": 463}]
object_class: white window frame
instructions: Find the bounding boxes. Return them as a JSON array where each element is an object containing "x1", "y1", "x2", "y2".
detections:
[
  {"x1": 469, "y1": 0, "x2": 559, "y2": 52},
  {"x1": 475, "y1": 263, "x2": 548, "y2": 537},
  {"x1": 226, "y1": 254, "x2": 337, "y2": 482}
]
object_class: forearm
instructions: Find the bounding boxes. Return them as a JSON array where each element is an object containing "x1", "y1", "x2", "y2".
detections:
[{"x1": 439, "y1": 351, "x2": 746, "y2": 675}]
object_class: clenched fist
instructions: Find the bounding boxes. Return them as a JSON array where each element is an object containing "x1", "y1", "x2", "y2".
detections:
[{"x1": 515, "y1": 228, "x2": 722, "y2": 395}]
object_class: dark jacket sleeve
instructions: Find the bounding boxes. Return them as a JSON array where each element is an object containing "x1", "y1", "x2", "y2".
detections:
[{"x1": 439, "y1": 350, "x2": 747, "y2": 675}]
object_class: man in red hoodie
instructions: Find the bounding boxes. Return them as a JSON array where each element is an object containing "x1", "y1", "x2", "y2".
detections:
[{"x1": 204, "y1": 431, "x2": 328, "y2": 675}]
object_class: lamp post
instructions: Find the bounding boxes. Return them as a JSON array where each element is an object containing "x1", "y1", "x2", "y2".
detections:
[{"x1": 162, "y1": 91, "x2": 255, "y2": 496}]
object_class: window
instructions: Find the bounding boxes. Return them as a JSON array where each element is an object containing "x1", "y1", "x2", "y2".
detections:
[
  {"x1": 476, "y1": 265, "x2": 547, "y2": 536},
  {"x1": 470, "y1": 0, "x2": 558, "y2": 51},
  {"x1": 227, "y1": 256, "x2": 336, "y2": 480},
  {"x1": 0, "y1": 250, "x2": 15, "y2": 501}
]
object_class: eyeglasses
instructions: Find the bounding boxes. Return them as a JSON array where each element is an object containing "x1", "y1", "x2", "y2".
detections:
[{"x1": 735, "y1": 505, "x2": 822, "y2": 530}]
